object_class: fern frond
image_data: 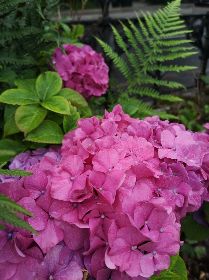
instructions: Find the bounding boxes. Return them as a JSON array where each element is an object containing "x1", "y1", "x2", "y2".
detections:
[
  {"x1": 0, "y1": 27, "x2": 40, "y2": 45},
  {"x1": 0, "y1": 54, "x2": 35, "y2": 66},
  {"x1": 151, "y1": 51, "x2": 197, "y2": 62},
  {"x1": 158, "y1": 39, "x2": 193, "y2": 47},
  {"x1": 0, "y1": 168, "x2": 32, "y2": 177},
  {"x1": 98, "y1": 0, "x2": 196, "y2": 118},
  {"x1": 0, "y1": 195, "x2": 34, "y2": 232},
  {"x1": 0, "y1": 195, "x2": 31, "y2": 216},
  {"x1": 0, "y1": 0, "x2": 26, "y2": 15},
  {"x1": 129, "y1": 87, "x2": 183, "y2": 102},
  {"x1": 0, "y1": 208, "x2": 34, "y2": 232},
  {"x1": 146, "y1": 65, "x2": 196, "y2": 73},
  {"x1": 111, "y1": 25, "x2": 138, "y2": 77},
  {"x1": 141, "y1": 76, "x2": 185, "y2": 89},
  {"x1": 96, "y1": 38, "x2": 130, "y2": 79}
]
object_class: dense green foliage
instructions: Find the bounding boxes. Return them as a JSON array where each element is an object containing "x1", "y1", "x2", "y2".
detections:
[
  {"x1": 0, "y1": 0, "x2": 84, "y2": 86},
  {"x1": 98, "y1": 0, "x2": 196, "y2": 119}
]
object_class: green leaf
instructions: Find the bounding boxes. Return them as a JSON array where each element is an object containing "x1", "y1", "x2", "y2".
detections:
[
  {"x1": 151, "y1": 255, "x2": 188, "y2": 280},
  {"x1": 203, "y1": 202, "x2": 209, "y2": 223},
  {"x1": 0, "y1": 89, "x2": 39, "y2": 105},
  {"x1": 42, "y1": 96, "x2": 71, "y2": 115},
  {"x1": 71, "y1": 24, "x2": 85, "y2": 39},
  {"x1": 15, "y1": 79, "x2": 36, "y2": 93},
  {"x1": 63, "y1": 106, "x2": 80, "y2": 133},
  {"x1": 36, "y1": 71, "x2": 62, "y2": 101},
  {"x1": 15, "y1": 105, "x2": 47, "y2": 133},
  {"x1": 119, "y1": 97, "x2": 139, "y2": 115},
  {"x1": 3, "y1": 105, "x2": 20, "y2": 137},
  {"x1": 0, "y1": 139, "x2": 25, "y2": 163},
  {"x1": 59, "y1": 88, "x2": 88, "y2": 108},
  {"x1": 25, "y1": 120, "x2": 63, "y2": 144},
  {"x1": 182, "y1": 214, "x2": 209, "y2": 241},
  {"x1": 0, "y1": 224, "x2": 5, "y2": 230}
]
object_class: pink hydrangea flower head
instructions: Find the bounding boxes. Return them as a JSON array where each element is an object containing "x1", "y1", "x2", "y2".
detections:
[
  {"x1": 52, "y1": 44, "x2": 109, "y2": 98},
  {"x1": 1, "y1": 105, "x2": 209, "y2": 279}
]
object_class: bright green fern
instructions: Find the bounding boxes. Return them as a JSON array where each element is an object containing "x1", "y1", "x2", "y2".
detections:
[
  {"x1": 0, "y1": 168, "x2": 34, "y2": 232},
  {"x1": 97, "y1": 0, "x2": 197, "y2": 118}
]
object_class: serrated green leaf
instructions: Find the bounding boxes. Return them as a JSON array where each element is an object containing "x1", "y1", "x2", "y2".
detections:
[
  {"x1": 151, "y1": 255, "x2": 187, "y2": 280},
  {"x1": 0, "y1": 89, "x2": 39, "y2": 105},
  {"x1": 25, "y1": 120, "x2": 63, "y2": 144},
  {"x1": 42, "y1": 96, "x2": 71, "y2": 115},
  {"x1": 59, "y1": 88, "x2": 88, "y2": 108},
  {"x1": 63, "y1": 106, "x2": 80, "y2": 133},
  {"x1": 3, "y1": 105, "x2": 20, "y2": 137},
  {"x1": 36, "y1": 71, "x2": 62, "y2": 101},
  {"x1": 15, "y1": 104, "x2": 47, "y2": 133}
]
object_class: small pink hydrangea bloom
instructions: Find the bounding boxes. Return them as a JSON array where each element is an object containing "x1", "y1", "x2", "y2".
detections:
[{"x1": 52, "y1": 44, "x2": 109, "y2": 98}]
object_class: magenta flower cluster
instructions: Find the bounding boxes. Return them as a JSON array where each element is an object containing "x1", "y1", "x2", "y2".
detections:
[
  {"x1": 52, "y1": 44, "x2": 109, "y2": 98},
  {"x1": 0, "y1": 105, "x2": 209, "y2": 280}
]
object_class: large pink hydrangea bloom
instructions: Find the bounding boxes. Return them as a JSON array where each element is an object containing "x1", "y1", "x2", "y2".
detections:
[
  {"x1": 0, "y1": 105, "x2": 209, "y2": 280},
  {"x1": 52, "y1": 44, "x2": 109, "y2": 98}
]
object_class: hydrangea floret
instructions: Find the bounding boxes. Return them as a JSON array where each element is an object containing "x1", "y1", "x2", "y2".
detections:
[
  {"x1": 0, "y1": 105, "x2": 209, "y2": 280},
  {"x1": 52, "y1": 44, "x2": 109, "y2": 98}
]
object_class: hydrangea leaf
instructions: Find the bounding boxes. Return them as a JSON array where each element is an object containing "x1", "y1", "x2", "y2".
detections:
[
  {"x1": 25, "y1": 120, "x2": 63, "y2": 144},
  {"x1": 15, "y1": 79, "x2": 36, "y2": 93},
  {"x1": 36, "y1": 71, "x2": 62, "y2": 101},
  {"x1": 0, "y1": 89, "x2": 39, "y2": 105},
  {"x1": 0, "y1": 139, "x2": 25, "y2": 164},
  {"x1": 119, "y1": 97, "x2": 140, "y2": 115},
  {"x1": 182, "y1": 214, "x2": 209, "y2": 241},
  {"x1": 79, "y1": 105, "x2": 92, "y2": 117},
  {"x1": 151, "y1": 256, "x2": 188, "y2": 280},
  {"x1": 63, "y1": 106, "x2": 80, "y2": 133},
  {"x1": 59, "y1": 88, "x2": 88, "y2": 108},
  {"x1": 15, "y1": 104, "x2": 47, "y2": 133},
  {"x1": 3, "y1": 105, "x2": 20, "y2": 137},
  {"x1": 42, "y1": 96, "x2": 71, "y2": 115},
  {"x1": 203, "y1": 202, "x2": 209, "y2": 223}
]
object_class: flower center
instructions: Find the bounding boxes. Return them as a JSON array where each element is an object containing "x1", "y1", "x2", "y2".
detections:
[
  {"x1": 101, "y1": 214, "x2": 105, "y2": 219},
  {"x1": 7, "y1": 232, "x2": 13, "y2": 240},
  {"x1": 160, "y1": 227, "x2": 164, "y2": 233},
  {"x1": 72, "y1": 203, "x2": 78, "y2": 208},
  {"x1": 131, "y1": 245, "x2": 138, "y2": 251},
  {"x1": 172, "y1": 188, "x2": 177, "y2": 195},
  {"x1": 49, "y1": 275, "x2": 54, "y2": 280}
]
